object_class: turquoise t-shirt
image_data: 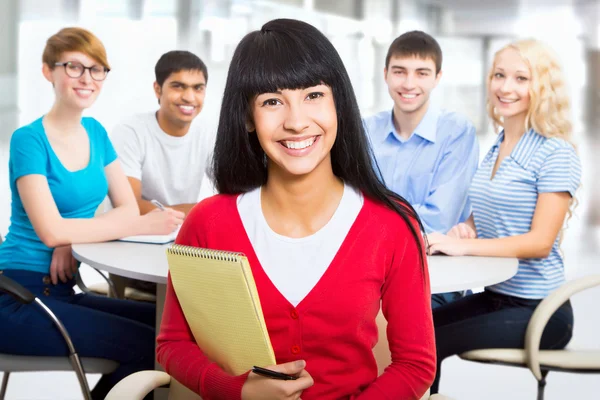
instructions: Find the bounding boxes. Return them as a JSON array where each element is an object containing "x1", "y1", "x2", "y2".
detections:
[{"x1": 0, "y1": 117, "x2": 117, "y2": 273}]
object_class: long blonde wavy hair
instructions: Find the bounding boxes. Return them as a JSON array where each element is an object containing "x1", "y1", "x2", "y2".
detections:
[
  {"x1": 487, "y1": 39, "x2": 574, "y2": 143},
  {"x1": 487, "y1": 39, "x2": 578, "y2": 246}
]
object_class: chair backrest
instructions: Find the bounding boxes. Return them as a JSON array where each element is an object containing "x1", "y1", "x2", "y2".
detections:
[{"x1": 373, "y1": 310, "x2": 391, "y2": 375}]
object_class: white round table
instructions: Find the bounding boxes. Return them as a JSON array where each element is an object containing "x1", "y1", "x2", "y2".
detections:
[
  {"x1": 72, "y1": 241, "x2": 519, "y2": 294},
  {"x1": 73, "y1": 241, "x2": 170, "y2": 285}
]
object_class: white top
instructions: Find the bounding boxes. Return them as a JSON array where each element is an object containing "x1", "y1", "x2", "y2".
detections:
[
  {"x1": 110, "y1": 111, "x2": 216, "y2": 206},
  {"x1": 237, "y1": 184, "x2": 363, "y2": 306},
  {"x1": 71, "y1": 243, "x2": 518, "y2": 292}
]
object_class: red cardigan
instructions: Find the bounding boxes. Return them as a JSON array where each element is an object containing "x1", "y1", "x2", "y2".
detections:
[{"x1": 157, "y1": 194, "x2": 435, "y2": 399}]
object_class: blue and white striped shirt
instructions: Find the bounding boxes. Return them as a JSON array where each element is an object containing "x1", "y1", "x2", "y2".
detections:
[{"x1": 470, "y1": 129, "x2": 581, "y2": 299}]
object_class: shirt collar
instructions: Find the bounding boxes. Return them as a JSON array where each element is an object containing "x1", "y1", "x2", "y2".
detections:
[
  {"x1": 511, "y1": 129, "x2": 541, "y2": 167},
  {"x1": 489, "y1": 128, "x2": 540, "y2": 168},
  {"x1": 387, "y1": 106, "x2": 439, "y2": 144}
]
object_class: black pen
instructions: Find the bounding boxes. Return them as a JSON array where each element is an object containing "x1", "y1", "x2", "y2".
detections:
[{"x1": 251, "y1": 366, "x2": 298, "y2": 381}]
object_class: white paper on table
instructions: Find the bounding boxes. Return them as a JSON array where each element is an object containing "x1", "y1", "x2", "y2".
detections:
[{"x1": 118, "y1": 226, "x2": 181, "y2": 245}]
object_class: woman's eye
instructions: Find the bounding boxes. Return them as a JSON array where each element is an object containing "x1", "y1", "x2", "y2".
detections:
[
  {"x1": 262, "y1": 99, "x2": 280, "y2": 106},
  {"x1": 494, "y1": 73, "x2": 504, "y2": 78},
  {"x1": 307, "y1": 92, "x2": 324, "y2": 100}
]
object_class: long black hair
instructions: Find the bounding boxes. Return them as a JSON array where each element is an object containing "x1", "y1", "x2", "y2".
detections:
[{"x1": 212, "y1": 18, "x2": 426, "y2": 267}]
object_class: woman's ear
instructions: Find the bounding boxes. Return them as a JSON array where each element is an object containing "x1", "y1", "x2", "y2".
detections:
[
  {"x1": 42, "y1": 63, "x2": 54, "y2": 84},
  {"x1": 245, "y1": 120, "x2": 255, "y2": 133}
]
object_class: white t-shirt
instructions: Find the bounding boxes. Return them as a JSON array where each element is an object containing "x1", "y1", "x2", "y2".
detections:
[
  {"x1": 237, "y1": 183, "x2": 363, "y2": 306},
  {"x1": 111, "y1": 112, "x2": 216, "y2": 205}
]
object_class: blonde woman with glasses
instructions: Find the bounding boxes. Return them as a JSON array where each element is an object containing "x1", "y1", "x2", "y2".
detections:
[{"x1": 427, "y1": 39, "x2": 581, "y2": 393}]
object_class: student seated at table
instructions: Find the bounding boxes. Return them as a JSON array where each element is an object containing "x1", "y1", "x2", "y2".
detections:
[
  {"x1": 157, "y1": 18, "x2": 435, "y2": 400},
  {"x1": 111, "y1": 50, "x2": 214, "y2": 295},
  {"x1": 0, "y1": 27, "x2": 184, "y2": 399},
  {"x1": 427, "y1": 39, "x2": 581, "y2": 394},
  {"x1": 111, "y1": 50, "x2": 215, "y2": 218},
  {"x1": 363, "y1": 31, "x2": 479, "y2": 309}
]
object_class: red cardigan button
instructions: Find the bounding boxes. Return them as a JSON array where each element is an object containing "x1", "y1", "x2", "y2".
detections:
[
  {"x1": 291, "y1": 345, "x2": 301, "y2": 354},
  {"x1": 290, "y1": 309, "x2": 299, "y2": 319}
]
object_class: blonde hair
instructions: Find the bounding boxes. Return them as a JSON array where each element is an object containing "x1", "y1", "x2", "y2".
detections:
[
  {"x1": 487, "y1": 39, "x2": 573, "y2": 144},
  {"x1": 42, "y1": 27, "x2": 110, "y2": 70},
  {"x1": 487, "y1": 39, "x2": 577, "y2": 247}
]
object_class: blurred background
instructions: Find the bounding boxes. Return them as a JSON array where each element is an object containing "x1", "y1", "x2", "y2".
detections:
[{"x1": 0, "y1": 0, "x2": 598, "y2": 398}]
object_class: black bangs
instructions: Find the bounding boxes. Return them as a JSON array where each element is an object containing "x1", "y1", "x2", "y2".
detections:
[{"x1": 233, "y1": 19, "x2": 337, "y2": 97}]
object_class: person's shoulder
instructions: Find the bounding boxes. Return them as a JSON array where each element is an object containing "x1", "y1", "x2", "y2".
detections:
[
  {"x1": 186, "y1": 193, "x2": 239, "y2": 226},
  {"x1": 534, "y1": 132, "x2": 579, "y2": 162},
  {"x1": 538, "y1": 132, "x2": 575, "y2": 151},
  {"x1": 10, "y1": 118, "x2": 44, "y2": 145},
  {"x1": 438, "y1": 109, "x2": 475, "y2": 137},
  {"x1": 362, "y1": 195, "x2": 420, "y2": 237},
  {"x1": 111, "y1": 113, "x2": 158, "y2": 146},
  {"x1": 188, "y1": 115, "x2": 217, "y2": 140},
  {"x1": 363, "y1": 110, "x2": 392, "y2": 127},
  {"x1": 115, "y1": 112, "x2": 156, "y2": 134}
]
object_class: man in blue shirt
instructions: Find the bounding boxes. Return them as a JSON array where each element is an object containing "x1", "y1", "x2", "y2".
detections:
[{"x1": 364, "y1": 31, "x2": 479, "y2": 308}]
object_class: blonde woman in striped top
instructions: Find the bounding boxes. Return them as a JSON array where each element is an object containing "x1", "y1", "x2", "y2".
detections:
[{"x1": 427, "y1": 39, "x2": 581, "y2": 394}]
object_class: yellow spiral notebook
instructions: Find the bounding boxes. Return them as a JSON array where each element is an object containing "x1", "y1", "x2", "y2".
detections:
[{"x1": 166, "y1": 245, "x2": 276, "y2": 375}]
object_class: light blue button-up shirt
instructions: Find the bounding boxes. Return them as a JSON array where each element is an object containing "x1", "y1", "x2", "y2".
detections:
[{"x1": 363, "y1": 107, "x2": 479, "y2": 233}]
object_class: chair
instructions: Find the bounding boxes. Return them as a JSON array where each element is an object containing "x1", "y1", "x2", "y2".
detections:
[
  {"x1": 85, "y1": 279, "x2": 157, "y2": 302},
  {"x1": 76, "y1": 268, "x2": 120, "y2": 298},
  {"x1": 106, "y1": 310, "x2": 452, "y2": 400},
  {"x1": 459, "y1": 275, "x2": 600, "y2": 400},
  {"x1": 0, "y1": 274, "x2": 118, "y2": 400}
]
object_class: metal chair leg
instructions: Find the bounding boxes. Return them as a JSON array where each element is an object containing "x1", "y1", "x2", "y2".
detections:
[
  {"x1": 76, "y1": 268, "x2": 119, "y2": 299},
  {"x1": 536, "y1": 370, "x2": 549, "y2": 400},
  {"x1": 33, "y1": 299, "x2": 92, "y2": 400},
  {"x1": 0, "y1": 372, "x2": 10, "y2": 400}
]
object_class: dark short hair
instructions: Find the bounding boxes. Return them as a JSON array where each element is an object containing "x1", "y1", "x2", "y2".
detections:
[
  {"x1": 385, "y1": 31, "x2": 442, "y2": 74},
  {"x1": 212, "y1": 18, "x2": 426, "y2": 270},
  {"x1": 154, "y1": 50, "x2": 208, "y2": 86}
]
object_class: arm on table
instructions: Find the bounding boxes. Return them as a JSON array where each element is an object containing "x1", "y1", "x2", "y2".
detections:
[{"x1": 430, "y1": 192, "x2": 571, "y2": 258}]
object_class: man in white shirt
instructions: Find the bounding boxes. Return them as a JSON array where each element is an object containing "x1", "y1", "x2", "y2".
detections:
[{"x1": 112, "y1": 50, "x2": 214, "y2": 218}]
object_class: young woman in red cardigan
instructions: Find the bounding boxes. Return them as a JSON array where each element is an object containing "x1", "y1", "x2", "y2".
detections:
[{"x1": 157, "y1": 18, "x2": 435, "y2": 400}]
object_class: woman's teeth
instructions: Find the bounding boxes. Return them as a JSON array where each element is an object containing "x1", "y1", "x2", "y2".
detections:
[{"x1": 282, "y1": 137, "x2": 316, "y2": 150}]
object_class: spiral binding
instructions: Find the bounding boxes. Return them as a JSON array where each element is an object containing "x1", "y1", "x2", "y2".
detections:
[{"x1": 167, "y1": 244, "x2": 244, "y2": 262}]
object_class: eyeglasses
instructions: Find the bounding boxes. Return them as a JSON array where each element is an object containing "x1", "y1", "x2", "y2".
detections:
[{"x1": 54, "y1": 61, "x2": 110, "y2": 81}]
